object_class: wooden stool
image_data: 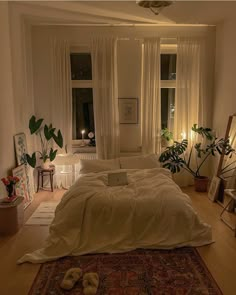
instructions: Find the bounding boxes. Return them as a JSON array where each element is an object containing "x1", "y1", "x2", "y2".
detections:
[{"x1": 37, "y1": 166, "x2": 55, "y2": 192}]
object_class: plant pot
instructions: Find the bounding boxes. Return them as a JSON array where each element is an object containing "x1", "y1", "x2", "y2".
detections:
[
  {"x1": 41, "y1": 159, "x2": 51, "y2": 169},
  {"x1": 194, "y1": 176, "x2": 209, "y2": 192}
]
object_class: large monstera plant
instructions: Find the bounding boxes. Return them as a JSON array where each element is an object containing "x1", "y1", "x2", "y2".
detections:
[
  {"x1": 26, "y1": 115, "x2": 63, "y2": 168},
  {"x1": 159, "y1": 124, "x2": 234, "y2": 179}
]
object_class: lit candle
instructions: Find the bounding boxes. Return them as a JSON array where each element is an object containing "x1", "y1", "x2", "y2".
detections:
[
  {"x1": 181, "y1": 132, "x2": 186, "y2": 140},
  {"x1": 81, "y1": 130, "x2": 85, "y2": 140}
]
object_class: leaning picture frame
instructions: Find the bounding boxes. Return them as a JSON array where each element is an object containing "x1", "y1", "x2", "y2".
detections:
[
  {"x1": 119, "y1": 98, "x2": 138, "y2": 124},
  {"x1": 14, "y1": 132, "x2": 35, "y2": 203},
  {"x1": 14, "y1": 133, "x2": 28, "y2": 166},
  {"x1": 208, "y1": 176, "x2": 221, "y2": 202},
  {"x1": 13, "y1": 164, "x2": 32, "y2": 209}
]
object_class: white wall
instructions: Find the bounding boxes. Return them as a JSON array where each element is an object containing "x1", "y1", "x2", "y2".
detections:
[
  {"x1": 0, "y1": 2, "x2": 16, "y2": 196},
  {"x1": 31, "y1": 25, "x2": 215, "y2": 153},
  {"x1": 214, "y1": 19, "x2": 236, "y2": 138},
  {"x1": 9, "y1": 5, "x2": 35, "y2": 151}
]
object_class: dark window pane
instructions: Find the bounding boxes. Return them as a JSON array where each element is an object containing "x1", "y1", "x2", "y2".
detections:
[
  {"x1": 161, "y1": 54, "x2": 176, "y2": 80},
  {"x1": 72, "y1": 88, "x2": 94, "y2": 139},
  {"x1": 161, "y1": 88, "x2": 175, "y2": 131},
  {"x1": 70, "y1": 53, "x2": 92, "y2": 80}
]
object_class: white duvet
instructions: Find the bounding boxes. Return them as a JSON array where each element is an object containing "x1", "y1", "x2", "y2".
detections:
[{"x1": 18, "y1": 168, "x2": 213, "y2": 264}]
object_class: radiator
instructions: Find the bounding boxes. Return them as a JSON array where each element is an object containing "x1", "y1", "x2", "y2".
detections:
[{"x1": 75, "y1": 153, "x2": 97, "y2": 160}]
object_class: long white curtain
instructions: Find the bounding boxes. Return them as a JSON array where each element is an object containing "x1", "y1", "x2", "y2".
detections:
[
  {"x1": 174, "y1": 37, "x2": 206, "y2": 186},
  {"x1": 91, "y1": 37, "x2": 120, "y2": 159},
  {"x1": 51, "y1": 39, "x2": 72, "y2": 153},
  {"x1": 141, "y1": 38, "x2": 161, "y2": 154}
]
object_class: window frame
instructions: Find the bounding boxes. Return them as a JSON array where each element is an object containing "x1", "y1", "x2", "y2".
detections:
[
  {"x1": 160, "y1": 43, "x2": 177, "y2": 132},
  {"x1": 160, "y1": 43, "x2": 177, "y2": 88},
  {"x1": 70, "y1": 46, "x2": 94, "y2": 146}
]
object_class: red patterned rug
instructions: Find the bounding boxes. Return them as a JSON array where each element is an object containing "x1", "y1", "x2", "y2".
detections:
[{"x1": 29, "y1": 248, "x2": 222, "y2": 295}]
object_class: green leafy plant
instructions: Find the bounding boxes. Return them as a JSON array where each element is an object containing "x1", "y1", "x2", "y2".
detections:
[
  {"x1": 161, "y1": 128, "x2": 173, "y2": 142},
  {"x1": 159, "y1": 124, "x2": 234, "y2": 177},
  {"x1": 26, "y1": 115, "x2": 63, "y2": 168}
]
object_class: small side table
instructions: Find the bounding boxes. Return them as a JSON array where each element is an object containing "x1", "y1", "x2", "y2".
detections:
[
  {"x1": 0, "y1": 197, "x2": 24, "y2": 235},
  {"x1": 36, "y1": 166, "x2": 55, "y2": 192},
  {"x1": 220, "y1": 189, "x2": 236, "y2": 236}
]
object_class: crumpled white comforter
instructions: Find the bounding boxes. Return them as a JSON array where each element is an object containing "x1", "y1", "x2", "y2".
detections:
[{"x1": 18, "y1": 168, "x2": 213, "y2": 263}]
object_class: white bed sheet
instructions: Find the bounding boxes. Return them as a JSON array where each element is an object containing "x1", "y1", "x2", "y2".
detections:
[{"x1": 18, "y1": 168, "x2": 213, "y2": 263}]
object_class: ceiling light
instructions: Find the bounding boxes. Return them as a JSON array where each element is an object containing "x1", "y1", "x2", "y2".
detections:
[{"x1": 136, "y1": 1, "x2": 174, "y2": 15}]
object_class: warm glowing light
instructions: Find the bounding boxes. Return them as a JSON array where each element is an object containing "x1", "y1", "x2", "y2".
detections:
[
  {"x1": 181, "y1": 132, "x2": 186, "y2": 140},
  {"x1": 81, "y1": 130, "x2": 85, "y2": 141}
]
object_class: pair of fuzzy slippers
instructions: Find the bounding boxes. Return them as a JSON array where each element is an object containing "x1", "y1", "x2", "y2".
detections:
[{"x1": 60, "y1": 268, "x2": 99, "y2": 294}]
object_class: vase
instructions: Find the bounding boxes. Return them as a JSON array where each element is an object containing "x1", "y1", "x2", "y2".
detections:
[{"x1": 6, "y1": 184, "x2": 15, "y2": 198}]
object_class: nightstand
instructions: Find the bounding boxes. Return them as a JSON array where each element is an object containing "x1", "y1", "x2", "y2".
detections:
[{"x1": 0, "y1": 197, "x2": 24, "y2": 235}]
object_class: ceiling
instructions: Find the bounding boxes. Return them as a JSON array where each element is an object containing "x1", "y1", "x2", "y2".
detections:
[{"x1": 15, "y1": 1, "x2": 236, "y2": 26}]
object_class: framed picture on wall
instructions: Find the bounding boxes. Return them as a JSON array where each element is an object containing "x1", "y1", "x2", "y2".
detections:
[
  {"x1": 208, "y1": 176, "x2": 221, "y2": 202},
  {"x1": 119, "y1": 98, "x2": 138, "y2": 124}
]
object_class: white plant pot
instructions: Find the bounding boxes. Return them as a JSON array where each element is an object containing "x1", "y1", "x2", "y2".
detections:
[{"x1": 41, "y1": 159, "x2": 51, "y2": 169}]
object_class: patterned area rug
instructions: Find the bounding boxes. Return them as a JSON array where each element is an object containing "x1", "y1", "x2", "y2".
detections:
[{"x1": 29, "y1": 248, "x2": 222, "y2": 295}]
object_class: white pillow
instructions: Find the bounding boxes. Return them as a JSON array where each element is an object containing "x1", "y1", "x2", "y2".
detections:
[
  {"x1": 79, "y1": 159, "x2": 120, "y2": 174},
  {"x1": 119, "y1": 154, "x2": 160, "y2": 169}
]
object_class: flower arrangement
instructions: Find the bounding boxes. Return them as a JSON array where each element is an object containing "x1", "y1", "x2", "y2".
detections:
[{"x1": 1, "y1": 176, "x2": 20, "y2": 197}]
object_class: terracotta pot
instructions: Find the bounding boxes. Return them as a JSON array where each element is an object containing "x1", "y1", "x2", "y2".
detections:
[{"x1": 194, "y1": 176, "x2": 209, "y2": 192}]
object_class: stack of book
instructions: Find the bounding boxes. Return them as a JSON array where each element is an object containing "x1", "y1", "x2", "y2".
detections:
[{"x1": 0, "y1": 196, "x2": 19, "y2": 206}]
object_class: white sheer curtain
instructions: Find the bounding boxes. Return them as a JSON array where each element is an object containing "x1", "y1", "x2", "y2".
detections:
[
  {"x1": 174, "y1": 37, "x2": 206, "y2": 186},
  {"x1": 91, "y1": 37, "x2": 120, "y2": 159},
  {"x1": 51, "y1": 39, "x2": 72, "y2": 153},
  {"x1": 141, "y1": 38, "x2": 161, "y2": 154}
]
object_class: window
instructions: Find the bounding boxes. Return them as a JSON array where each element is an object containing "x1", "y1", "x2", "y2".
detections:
[
  {"x1": 70, "y1": 51, "x2": 95, "y2": 140},
  {"x1": 71, "y1": 53, "x2": 92, "y2": 80},
  {"x1": 160, "y1": 44, "x2": 177, "y2": 132}
]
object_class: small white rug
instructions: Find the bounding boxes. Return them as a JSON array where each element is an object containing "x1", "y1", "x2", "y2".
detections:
[{"x1": 25, "y1": 202, "x2": 59, "y2": 226}]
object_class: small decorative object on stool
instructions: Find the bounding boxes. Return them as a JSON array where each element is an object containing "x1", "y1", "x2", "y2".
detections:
[{"x1": 1, "y1": 176, "x2": 20, "y2": 198}]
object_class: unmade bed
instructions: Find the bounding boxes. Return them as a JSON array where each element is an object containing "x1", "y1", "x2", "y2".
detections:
[{"x1": 18, "y1": 165, "x2": 213, "y2": 264}]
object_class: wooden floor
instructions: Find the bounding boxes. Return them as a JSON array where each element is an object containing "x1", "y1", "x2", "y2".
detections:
[{"x1": 0, "y1": 187, "x2": 236, "y2": 295}]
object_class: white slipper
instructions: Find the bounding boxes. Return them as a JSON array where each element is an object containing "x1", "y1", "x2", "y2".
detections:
[
  {"x1": 83, "y1": 272, "x2": 99, "y2": 295},
  {"x1": 60, "y1": 267, "x2": 82, "y2": 290}
]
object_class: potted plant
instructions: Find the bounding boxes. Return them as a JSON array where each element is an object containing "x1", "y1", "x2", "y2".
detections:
[
  {"x1": 159, "y1": 124, "x2": 234, "y2": 192},
  {"x1": 161, "y1": 128, "x2": 174, "y2": 147},
  {"x1": 26, "y1": 115, "x2": 63, "y2": 168}
]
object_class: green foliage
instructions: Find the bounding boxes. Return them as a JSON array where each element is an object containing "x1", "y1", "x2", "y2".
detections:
[
  {"x1": 161, "y1": 128, "x2": 173, "y2": 142},
  {"x1": 191, "y1": 124, "x2": 213, "y2": 140},
  {"x1": 159, "y1": 124, "x2": 234, "y2": 177},
  {"x1": 26, "y1": 115, "x2": 63, "y2": 168},
  {"x1": 29, "y1": 116, "x2": 43, "y2": 135},
  {"x1": 26, "y1": 153, "x2": 36, "y2": 168}
]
